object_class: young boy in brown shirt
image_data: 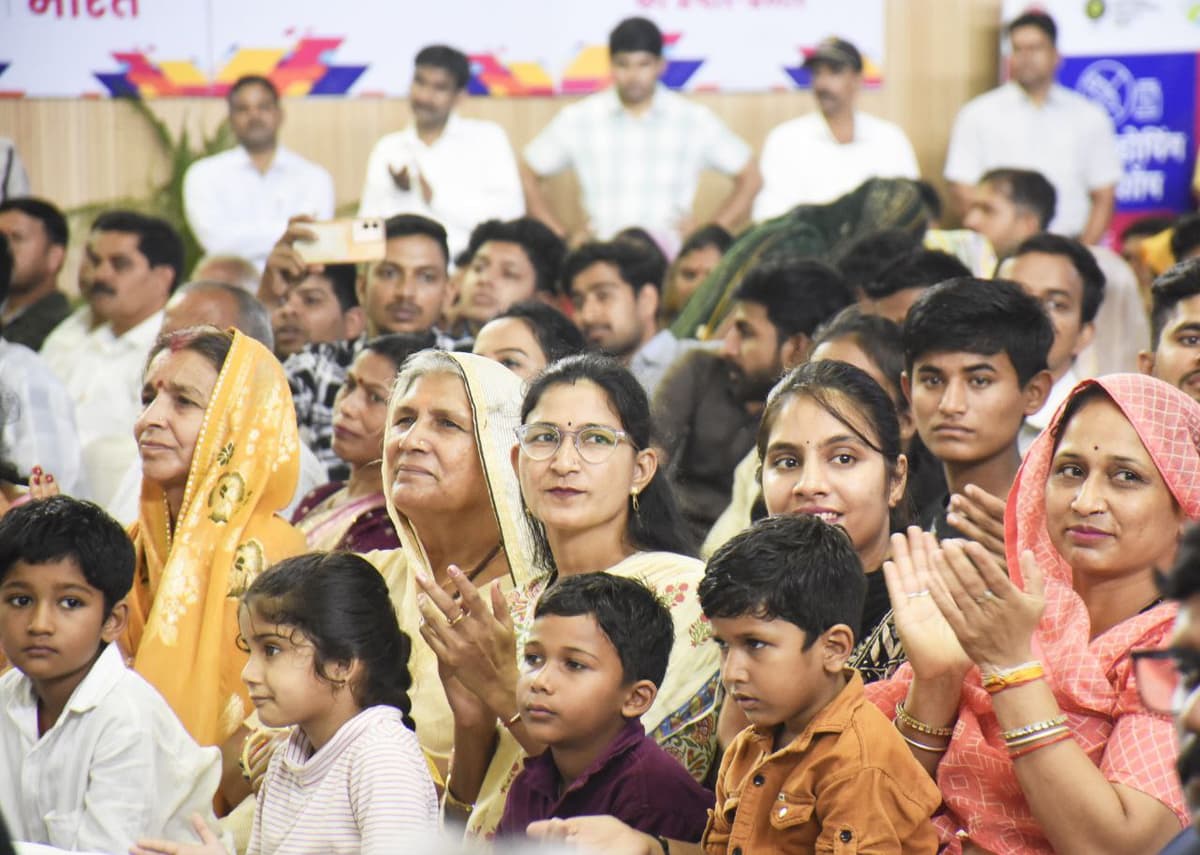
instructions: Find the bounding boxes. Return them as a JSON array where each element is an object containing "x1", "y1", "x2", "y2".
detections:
[{"x1": 528, "y1": 514, "x2": 941, "y2": 853}]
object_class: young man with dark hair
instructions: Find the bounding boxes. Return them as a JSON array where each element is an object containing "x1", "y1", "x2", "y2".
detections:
[
  {"x1": 1139, "y1": 260, "x2": 1200, "y2": 404},
  {"x1": 1005, "y1": 233, "x2": 1105, "y2": 452},
  {"x1": 522, "y1": 17, "x2": 760, "y2": 248},
  {"x1": 268, "y1": 264, "x2": 364, "y2": 360},
  {"x1": 0, "y1": 196, "x2": 71, "y2": 350},
  {"x1": 661, "y1": 224, "x2": 732, "y2": 323},
  {"x1": 1172, "y1": 215, "x2": 1200, "y2": 264},
  {"x1": 563, "y1": 236, "x2": 682, "y2": 396},
  {"x1": 452, "y1": 217, "x2": 566, "y2": 336},
  {"x1": 655, "y1": 258, "x2": 853, "y2": 544},
  {"x1": 40, "y1": 210, "x2": 186, "y2": 504},
  {"x1": 184, "y1": 74, "x2": 333, "y2": 269},
  {"x1": 0, "y1": 497, "x2": 224, "y2": 852},
  {"x1": 903, "y1": 277, "x2": 1052, "y2": 538},
  {"x1": 268, "y1": 213, "x2": 456, "y2": 480},
  {"x1": 754, "y1": 36, "x2": 919, "y2": 219},
  {"x1": 859, "y1": 247, "x2": 972, "y2": 324},
  {"x1": 962, "y1": 167, "x2": 1056, "y2": 257},
  {"x1": 944, "y1": 10, "x2": 1120, "y2": 244},
  {"x1": 359, "y1": 45, "x2": 524, "y2": 258}
]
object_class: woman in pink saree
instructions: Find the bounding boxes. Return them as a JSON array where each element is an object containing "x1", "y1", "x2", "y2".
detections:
[{"x1": 869, "y1": 374, "x2": 1197, "y2": 854}]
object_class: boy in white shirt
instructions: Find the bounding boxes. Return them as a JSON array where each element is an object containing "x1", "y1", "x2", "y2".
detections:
[{"x1": 0, "y1": 496, "x2": 222, "y2": 853}]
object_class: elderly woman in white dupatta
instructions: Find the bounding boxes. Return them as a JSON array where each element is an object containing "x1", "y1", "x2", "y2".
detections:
[{"x1": 416, "y1": 354, "x2": 721, "y2": 838}]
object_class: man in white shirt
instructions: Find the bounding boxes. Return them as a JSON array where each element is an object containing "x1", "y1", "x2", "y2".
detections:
[
  {"x1": 753, "y1": 38, "x2": 919, "y2": 220},
  {"x1": 184, "y1": 76, "x2": 334, "y2": 270},
  {"x1": 522, "y1": 17, "x2": 761, "y2": 250},
  {"x1": 40, "y1": 211, "x2": 182, "y2": 505},
  {"x1": 358, "y1": 46, "x2": 524, "y2": 260},
  {"x1": 944, "y1": 10, "x2": 1121, "y2": 244}
]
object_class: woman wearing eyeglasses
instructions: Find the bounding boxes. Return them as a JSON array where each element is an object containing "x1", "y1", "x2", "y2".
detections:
[
  {"x1": 871, "y1": 373, "x2": 1200, "y2": 855},
  {"x1": 416, "y1": 354, "x2": 720, "y2": 837}
]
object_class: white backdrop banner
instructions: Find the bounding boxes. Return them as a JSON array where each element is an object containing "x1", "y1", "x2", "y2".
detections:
[{"x1": 0, "y1": 0, "x2": 885, "y2": 98}]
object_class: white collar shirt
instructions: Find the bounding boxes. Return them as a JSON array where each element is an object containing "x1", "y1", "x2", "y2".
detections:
[
  {"x1": 0, "y1": 644, "x2": 222, "y2": 853},
  {"x1": 524, "y1": 86, "x2": 751, "y2": 242},
  {"x1": 753, "y1": 111, "x2": 920, "y2": 220},
  {"x1": 944, "y1": 82, "x2": 1121, "y2": 237},
  {"x1": 183, "y1": 144, "x2": 335, "y2": 269},
  {"x1": 357, "y1": 114, "x2": 524, "y2": 260}
]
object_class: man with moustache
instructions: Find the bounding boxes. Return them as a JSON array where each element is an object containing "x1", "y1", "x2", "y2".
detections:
[
  {"x1": 1140, "y1": 261, "x2": 1200, "y2": 404},
  {"x1": 0, "y1": 197, "x2": 72, "y2": 350},
  {"x1": 753, "y1": 37, "x2": 919, "y2": 220},
  {"x1": 40, "y1": 211, "x2": 182, "y2": 504},
  {"x1": 653, "y1": 259, "x2": 853, "y2": 543},
  {"x1": 263, "y1": 214, "x2": 451, "y2": 480},
  {"x1": 358, "y1": 45, "x2": 524, "y2": 260},
  {"x1": 184, "y1": 75, "x2": 334, "y2": 269}
]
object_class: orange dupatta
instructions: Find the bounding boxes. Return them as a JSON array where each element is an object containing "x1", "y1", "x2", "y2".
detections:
[
  {"x1": 868, "y1": 373, "x2": 1197, "y2": 853},
  {"x1": 123, "y1": 331, "x2": 308, "y2": 747}
]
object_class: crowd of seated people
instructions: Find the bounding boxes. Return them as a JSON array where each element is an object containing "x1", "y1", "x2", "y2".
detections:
[{"x1": 6, "y1": 8, "x2": 1200, "y2": 855}]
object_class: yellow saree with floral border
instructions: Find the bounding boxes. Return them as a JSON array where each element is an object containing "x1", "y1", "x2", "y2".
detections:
[{"x1": 124, "y1": 330, "x2": 308, "y2": 747}]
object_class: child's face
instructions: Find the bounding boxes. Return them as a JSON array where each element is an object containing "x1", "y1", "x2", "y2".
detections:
[
  {"x1": 0, "y1": 558, "x2": 123, "y2": 692},
  {"x1": 517, "y1": 614, "x2": 647, "y2": 752},
  {"x1": 907, "y1": 350, "x2": 1036, "y2": 467},
  {"x1": 711, "y1": 613, "x2": 844, "y2": 746},
  {"x1": 238, "y1": 604, "x2": 343, "y2": 734}
]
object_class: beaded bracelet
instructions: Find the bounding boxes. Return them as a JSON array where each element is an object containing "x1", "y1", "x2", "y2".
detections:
[
  {"x1": 897, "y1": 727, "x2": 950, "y2": 754},
  {"x1": 1000, "y1": 714, "x2": 1067, "y2": 742},
  {"x1": 1004, "y1": 724, "x2": 1069, "y2": 749},
  {"x1": 896, "y1": 702, "x2": 954, "y2": 737},
  {"x1": 1009, "y1": 731, "x2": 1073, "y2": 760},
  {"x1": 982, "y1": 660, "x2": 1045, "y2": 694}
]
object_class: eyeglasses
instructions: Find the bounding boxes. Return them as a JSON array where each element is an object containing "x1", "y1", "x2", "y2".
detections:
[
  {"x1": 514, "y1": 423, "x2": 636, "y2": 464},
  {"x1": 1131, "y1": 647, "x2": 1200, "y2": 715}
]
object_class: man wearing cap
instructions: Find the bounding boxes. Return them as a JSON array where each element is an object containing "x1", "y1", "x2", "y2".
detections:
[{"x1": 752, "y1": 37, "x2": 919, "y2": 220}]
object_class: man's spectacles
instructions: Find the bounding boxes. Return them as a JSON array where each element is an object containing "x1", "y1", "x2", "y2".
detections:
[
  {"x1": 514, "y1": 423, "x2": 636, "y2": 464},
  {"x1": 1131, "y1": 647, "x2": 1200, "y2": 715}
]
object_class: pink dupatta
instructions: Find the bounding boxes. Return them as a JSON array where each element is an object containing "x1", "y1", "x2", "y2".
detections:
[{"x1": 868, "y1": 374, "x2": 1198, "y2": 853}]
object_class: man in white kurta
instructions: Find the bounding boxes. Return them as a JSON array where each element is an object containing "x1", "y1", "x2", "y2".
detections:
[
  {"x1": 753, "y1": 38, "x2": 919, "y2": 220},
  {"x1": 184, "y1": 76, "x2": 334, "y2": 270},
  {"x1": 357, "y1": 46, "x2": 523, "y2": 260}
]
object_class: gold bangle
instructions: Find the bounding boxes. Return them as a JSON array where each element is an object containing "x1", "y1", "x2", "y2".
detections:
[
  {"x1": 897, "y1": 728, "x2": 950, "y2": 753},
  {"x1": 896, "y1": 702, "x2": 953, "y2": 737},
  {"x1": 982, "y1": 660, "x2": 1045, "y2": 693},
  {"x1": 1000, "y1": 714, "x2": 1067, "y2": 742},
  {"x1": 1004, "y1": 725, "x2": 1069, "y2": 749},
  {"x1": 443, "y1": 781, "x2": 475, "y2": 814}
]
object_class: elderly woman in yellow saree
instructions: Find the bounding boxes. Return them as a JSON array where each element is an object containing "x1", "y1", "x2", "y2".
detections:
[
  {"x1": 124, "y1": 327, "x2": 307, "y2": 807},
  {"x1": 416, "y1": 354, "x2": 721, "y2": 838}
]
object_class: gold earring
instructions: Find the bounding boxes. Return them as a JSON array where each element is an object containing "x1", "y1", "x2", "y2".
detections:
[{"x1": 631, "y1": 490, "x2": 640, "y2": 514}]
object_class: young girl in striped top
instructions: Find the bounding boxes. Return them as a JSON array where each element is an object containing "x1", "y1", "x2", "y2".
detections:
[{"x1": 133, "y1": 552, "x2": 439, "y2": 855}]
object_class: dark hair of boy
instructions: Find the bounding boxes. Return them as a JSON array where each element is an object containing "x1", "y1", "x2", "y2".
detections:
[
  {"x1": 494, "y1": 300, "x2": 586, "y2": 364},
  {"x1": 914, "y1": 180, "x2": 943, "y2": 223},
  {"x1": 318, "y1": 263, "x2": 360, "y2": 312},
  {"x1": 414, "y1": 44, "x2": 471, "y2": 91},
  {"x1": 0, "y1": 495, "x2": 134, "y2": 616},
  {"x1": 863, "y1": 248, "x2": 972, "y2": 301},
  {"x1": 384, "y1": 213, "x2": 450, "y2": 268},
  {"x1": 1149, "y1": 260, "x2": 1200, "y2": 349},
  {"x1": 562, "y1": 238, "x2": 667, "y2": 296},
  {"x1": 979, "y1": 168, "x2": 1057, "y2": 230},
  {"x1": 679, "y1": 223, "x2": 733, "y2": 257},
  {"x1": 464, "y1": 217, "x2": 567, "y2": 296},
  {"x1": 1011, "y1": 232, "x2": 1106, "y2": 323},
  {"x1": 243, "y1": 551, "x2": 418, "y2": 730},
  {"x1": 1171, "y1": 214, "x2": 1200, "y2": 262},
  {"x1": 535, "y1": 573, "x2": 674, "y2": 688},
  {"x1": 1007, "y1": 9, "x2": 1057, "y2": 43},
  {"x1": 227, "y1": 74, "x2": 279, "y2": 105},
  {"x1": 903, "y1": 277, "x2": 1054, "y2": 385},
  {"x1": 1121, "y1": 215, "x2": 1174, "y2": 244},
  {"x1": 609, "y1": 16, "x2": 663, "y2": 56},
  {"x1": 0, "y1": 197, "x2": 69, "y2": 247},
  {"x1": 700, "y1": 514, "x2": 866, "y2": 646},
  {"x1": 92, "y1": 210, "x2": 185, "y2": 293},
  {"x1": 734, "y1": 257, "x2": 854, "y2": 341},
  {"x1": 834, "y1": 228, "x2": 922, "y2": 295}
]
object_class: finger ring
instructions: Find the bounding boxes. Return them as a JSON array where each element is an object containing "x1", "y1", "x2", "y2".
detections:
[
  {"x1": 906, "y1": 589, "x2": 931, "y2": 599},
  {"x1": 447, "y1": 610, "x2": 468, "y2": 628},
  {"x1": 973, "y1": 589, "x2": 995, "y2": 606},
  {"x1": 983, "y1": 589, "x2": 997, "y2": 601}
]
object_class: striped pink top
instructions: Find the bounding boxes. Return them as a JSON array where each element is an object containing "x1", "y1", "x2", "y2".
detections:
[{"x1": 248, "y1": 705, "x2": 439, "y2": 854}]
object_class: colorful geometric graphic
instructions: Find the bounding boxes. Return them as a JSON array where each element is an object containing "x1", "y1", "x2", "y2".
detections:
[
  {"x1": 784, "y1": 45, "x2": 884, "y2": 89},
  {"x1": 94, "y1": 36, "x2": 366, "y2": 97}
]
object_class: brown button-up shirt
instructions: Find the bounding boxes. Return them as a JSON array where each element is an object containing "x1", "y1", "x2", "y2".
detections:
[{"x1": 704, "y1": 671, "x2": 941, "y2": 854}]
